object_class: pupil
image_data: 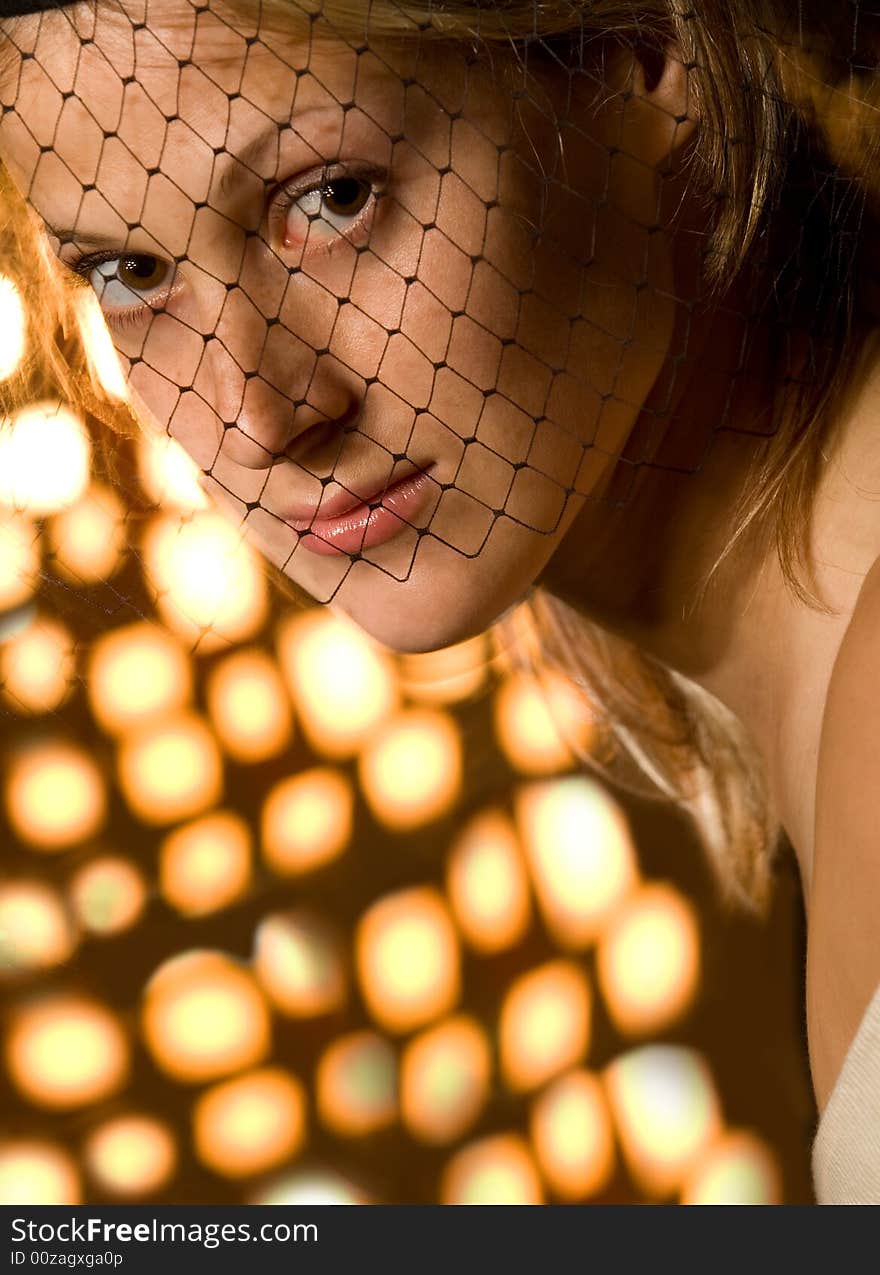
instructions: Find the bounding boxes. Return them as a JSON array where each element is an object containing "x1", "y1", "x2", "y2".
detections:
[
  {"x1": 323, "y1": 177, "x2": 366, "y2": 214},
  {"x1": 120, "y1": 255, "x2": 163, "y2": 288}
]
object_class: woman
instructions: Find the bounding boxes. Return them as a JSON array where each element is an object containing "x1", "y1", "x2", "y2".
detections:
[{"x1": 0, "y1": 0, "x2": 878, "y2": 1201}]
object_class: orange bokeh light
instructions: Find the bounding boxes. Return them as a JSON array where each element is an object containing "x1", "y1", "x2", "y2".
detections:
[
  {"x1": 261, "y1": 767, "x2": 353, "y2": 876},
  {"x1": 604, "y1": 1045, "x2": 722, "y2": 1198},
  {"x1": 493, "y1": 668, "x2": 594, "y2": 775},
  {"x1": 0, "y1": 401, "x2": 90, "y2": 516},
  {"x1": 445, "y1": 807, "x2": 531, "y2": 954},
  {"x1": 316, "y1": 1031, "x2": 398, "y2": 1137},
  {"x1": 356, "y1": 887, "x2": 461, "y2": 1034},
  {"x1": 87, "y1": 623, "x2": 192, "y2": 736},
  {"x1": 159, "y1": 811, "x2": 252, "y2": 917},
  {"x1": 205, "y1": 648, "x2": 293, "y2": 763},
  {"x1": 192, "y1": 1067, "x2": 307, "y2": 1178},
  {"x1": 5, "y1": 996, "x2": 129, "y2": 1110},
  {"x1": 597, "y1": 882, "x2": 700, "y2": 1036},
  {"x1": 515, "y1": 777, "x2": 639, "y2": 948},
  {"x1": 142, "y1": 950, "x2": 271, "y2": 1083},
  {"x1": 277, "y1": 610, "x2": 398, "y2": 757},
  {"x1": 0, "y1": 615, "x2": 75, "y2": 714},
  {"x1": 499, "y1": 960, "x2": 592, "y2": 1093},
  {"x1": 69, "y1": 856, "x2": 147, "y2": 936},
  {"x1": 529, "y1": 1069, "x2": 615, "y2": 1200},
  {"x1": 142, "y1": 511, "x2": 267, "y2": 653},
  {"x1": 358, "y1": 707, "x2": 462, "y2": 831},
  {"x1": 0, "y1": 1141, "x2": 81, "y2": 1205},
  {"x1": 440, "y1": 1133, "x2": 544, "y2": 1205},
  {"x1": 4, "y1": 741, "x2": 107, "y2": 851},
  {"x1": 397, "y1": 634, "x2": 489, "y2": 705},
  {"x1": 83, "y1": 1114, "x2": 177, "y2": 1198},
  {"x1": 0, "y1": 512, "x2": 40, "y2": 611},
  {"x1": 117, "y1": 711, "x2": 223, "y2": 825},
  {"x1": 48, "y1": 483, "x2": 126, "y2": 584},
  {"x1": 400, "y1": 1015, "x2": 491, "y2": 1145},
  {"x1": 253, "y1": 910, "x2": 347, "y2": 1018},
  {"x1": 0, "y1": 880, "x2": 77, "y2": 974}
]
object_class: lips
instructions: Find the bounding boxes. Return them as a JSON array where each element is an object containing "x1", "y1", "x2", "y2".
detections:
[
  {"x1": 280, "y1": 463, "x2": 438, "y2": 558},
  {"x1": 280, "y1": 463, "x2": 430, "y2": 528}
]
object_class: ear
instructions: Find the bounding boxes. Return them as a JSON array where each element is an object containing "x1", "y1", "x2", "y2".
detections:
[{"x1": 607, "y1": 39, "x2": 699, "y2": 171}]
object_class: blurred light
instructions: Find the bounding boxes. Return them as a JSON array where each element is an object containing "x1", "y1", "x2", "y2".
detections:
[
  {"x1": 252, "y1": 1167, "x2": 367, "y2": 1205},
  {"x1": 75, "y1": 289, "x2": 129, "y2": 400},
  {"x1": 316, "y1": 1030, "x2": 397, "y2": 1137},
  {"x1": 681, "y1": 1130, "x2": 782, "y2": 1205},
  {"x1": 445, "y1": 807, "x2": 531, "y2": 954},
  {"x1": 400, "y1": 1015, "x2": 490, "y2": 1145},
  {"x1": 358, "y1": 708, "x2": 462, "y2": 831},
  {"x1": 88, "y1": 623, "x2": 192, "y2": 735},
  {"x1": 117, "y1": 711, "x2": 223, "y2": 825},
  {"x1": 5, "y1": 996, "x2": 129, "y2": 1109},
  {"x1": 253, "y1": 910, "x2": 346, "y2": 1018},
  {"x1": 499, "y1": 960, "x2": 591, "y2": 1093},
  {"x1": 440, "y1": 1133, "x2": 543, "y2": 1205},
  {"x1": 137, "y1": 432, "x2": 210, "y2": 511},
  {"x1": 205, "y1": 648, "x2": 293, "y2": 763},
  {"x1": 0, "y1": 512, "x2": 40, "y2": 610},
  {"x1": 0, "y1": 880, "x2": 77, "y2": 974},
  {"x1": 0, "y1": 276, "x2": 26, "y2": 382},
  {"x1": 261, "y1": 767, "x2": 352, "y2": 876},
  {"x1": 494, "y1": 669, "x2": 594, "y2": 775},
  {"x1": 0, "y1": 615, "x2": 75, "y2": 714},
  {"x1": 529, "y1": 1070, "x2": 615, "y2": 1200},
  {"x1": 277, "y1": 610, "x2": 398, "y2": 758},
  {"x1": 397, "y1": 634, "x2": 489, "y2": 704},
  {"x1": 4, "y1": 741, "x2": 106, "y2": 850},
  {"x1": 597, "y1": 882, "x2": 700, "y2": 1036},
  {"x1": 142, "y1": 950, "x2": 271, "y2": 1083},
  {"x1": 356, "y1": 887, "x2": 460, "y2": 1034},
  {"x1": 0, "y1": 1141, "x2": 81, "y2": 1205},
  {"x1": 142, "y1": 511, "x2": 267, "y2": 653},
  {"x1": 0, "y1": 402, "x2": 90, "y2": 515},
  {"x1": 47, "y1": 483, "x2": 126, "y2": 584},
  {"x1": 159, "y1": 812, "x2": 251, "y2": 917},
  {"x1": 515, "y1": 777, "x2": 639, "y2": 948},
  {"x1": 604, "y1": 1045, "x2": 722, "y2": 1197},
  {"x1": 192, "y1": 1066, "x2": 306, "y2": 1178},
  {"x1": 69, "y1": 856, "x2": 147, "y2": 936},
  {"x1": 83, "y1": 1114, "x2": 177, "y2": 1198}
]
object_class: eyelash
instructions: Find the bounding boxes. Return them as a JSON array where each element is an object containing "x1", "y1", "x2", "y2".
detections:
[{"x1": 65, "y1": 161, "x2": 387, "y2": 330}]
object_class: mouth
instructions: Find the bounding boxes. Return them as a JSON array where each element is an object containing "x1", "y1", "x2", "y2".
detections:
[{"x1": 281, "y1": 463, "x2": 438, "y2": 558}]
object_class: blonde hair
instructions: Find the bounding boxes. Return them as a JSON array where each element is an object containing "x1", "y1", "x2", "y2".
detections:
[{"x1": 3, "y1": 0, "x2": 879, "y2": 910}]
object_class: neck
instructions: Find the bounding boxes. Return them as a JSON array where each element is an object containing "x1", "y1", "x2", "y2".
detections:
[{"x1": 540, "y1": 268, "x2": 796, "y2": 868}]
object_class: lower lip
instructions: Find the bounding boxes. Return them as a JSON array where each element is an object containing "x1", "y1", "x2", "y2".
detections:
[{"x1": 286, "y1": 469, "x2": 436, "y2": 558}]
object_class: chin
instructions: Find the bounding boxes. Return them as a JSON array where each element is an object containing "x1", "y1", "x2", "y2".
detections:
[
  {"x1": 327, "y1": 577, "x2": 502, "y2": 655},
  {"x1": 332, "y1": 599, "x2": 484, "y2": 655}
]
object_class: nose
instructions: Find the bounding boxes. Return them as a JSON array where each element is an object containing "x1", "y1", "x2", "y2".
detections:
[{"x1": 205, "y1": 289, "x2": 362, "y2": 470}]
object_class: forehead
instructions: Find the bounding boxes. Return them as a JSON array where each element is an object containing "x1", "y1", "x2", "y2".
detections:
[{"x1": 0, "y1": 0, "x2": 416, "y2": 173}]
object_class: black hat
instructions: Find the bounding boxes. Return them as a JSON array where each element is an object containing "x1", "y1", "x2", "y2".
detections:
[{"x1": 0, "y1": 0, "x2": 80, "y2": 14}]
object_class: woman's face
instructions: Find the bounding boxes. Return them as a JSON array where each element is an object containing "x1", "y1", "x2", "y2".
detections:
[{"x1": 0, "y1": 0, "x2": 681, "y2": 652}]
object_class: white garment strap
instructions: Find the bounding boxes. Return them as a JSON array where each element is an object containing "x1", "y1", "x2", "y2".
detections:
[{"x1": 812, "y1": 982, "x2": 880, "y2": 1204}]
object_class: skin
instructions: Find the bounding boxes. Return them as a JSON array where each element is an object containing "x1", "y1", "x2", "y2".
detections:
[
  {"x1": 2, "y1": 0, "x2": 879, "y2": 1130},
  {"x1": 0, "y1": 0, "x2": 694, "y2": 654}
]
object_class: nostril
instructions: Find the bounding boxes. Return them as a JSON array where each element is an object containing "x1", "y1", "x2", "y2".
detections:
[{"x1": 284, "y1": 418, "x2": 347, "y2": 471}]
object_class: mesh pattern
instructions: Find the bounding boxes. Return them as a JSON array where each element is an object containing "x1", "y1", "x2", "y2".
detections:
[
  {"x1": 2, "y1": 1, "x2": 875, "y2": 902},
  {"x1": 0, "y1": 0, "x2": 873, "y2": 1205}
]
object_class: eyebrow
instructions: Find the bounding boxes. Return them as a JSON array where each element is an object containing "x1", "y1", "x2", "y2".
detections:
[
  {"x1": 48, "y1": 105, "x2": 332, "y2": 246},
  {"x1": 215, "y1": 107, "x2": 329, "y2": 199}
]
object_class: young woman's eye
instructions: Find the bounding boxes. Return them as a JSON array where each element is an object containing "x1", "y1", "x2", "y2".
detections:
[
  {"x1": 74, "y1": 253, "x2": 175, "y2": 327},
  {"x1": 272, "y1": 166, "x2": 383, "y2": 252}
]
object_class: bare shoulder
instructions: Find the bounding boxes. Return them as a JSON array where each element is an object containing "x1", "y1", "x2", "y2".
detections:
[{"x1": 808, "y1": 553, "x2": 880, "y2": 1113}]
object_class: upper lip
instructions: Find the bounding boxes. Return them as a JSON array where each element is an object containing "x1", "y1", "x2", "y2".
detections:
[{"x1": 278, "y1": 462, "x2": 435, "y2": 528}]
